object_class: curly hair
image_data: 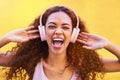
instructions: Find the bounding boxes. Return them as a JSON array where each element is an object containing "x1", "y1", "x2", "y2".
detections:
[{"x1": 5, "y1": 6, "x2": 104, "y2": 80}]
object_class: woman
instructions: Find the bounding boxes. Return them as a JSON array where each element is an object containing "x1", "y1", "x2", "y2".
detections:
[{"x1": 0, "y1": 5, "x2": 120, "y2": 80}]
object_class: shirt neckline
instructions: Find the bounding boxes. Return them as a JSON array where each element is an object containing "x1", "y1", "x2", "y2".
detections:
[{"x1": 40, "y1": 61, "x2": 77, "y2": 80}]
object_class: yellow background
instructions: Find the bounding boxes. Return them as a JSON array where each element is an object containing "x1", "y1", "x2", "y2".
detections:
[{"x1": 0, "y1": 0, "x2": 120, "y2": 80}]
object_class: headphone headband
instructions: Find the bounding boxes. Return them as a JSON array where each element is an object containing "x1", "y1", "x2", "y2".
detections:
[{"x1": 39, "y1": 5, "x2": 79, "y2": 28}]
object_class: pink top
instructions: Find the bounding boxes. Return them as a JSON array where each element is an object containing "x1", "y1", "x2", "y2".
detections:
[{"x1": 33, "y1": 61, "x2": 81, "y2": 80}]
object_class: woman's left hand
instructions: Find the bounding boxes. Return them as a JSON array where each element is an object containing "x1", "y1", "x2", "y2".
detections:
[
  {"x1": 77, "y1": 32, "x2": 109, "y2": 50},
  {"x1": 77, "y1": 32, "x2": 120, "y2": 72}
]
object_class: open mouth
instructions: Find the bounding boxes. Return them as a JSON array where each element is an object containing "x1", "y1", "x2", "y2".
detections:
[{"x1": 52, "y1": 38, "x2": 64, "y2": 48}]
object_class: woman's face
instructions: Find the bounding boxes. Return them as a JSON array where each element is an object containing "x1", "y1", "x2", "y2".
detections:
[{"x1": 45, "y1": 11, "x2": 73, "y2": 55}]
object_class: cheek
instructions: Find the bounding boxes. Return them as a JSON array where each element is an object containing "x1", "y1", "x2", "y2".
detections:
[
  {"x1": 69, "y1": 29, "x2": 73, "y2": 39},
  {"x1": 46, "y1": 29, "x2": 54, "y2": 35},
  {"x1": 45, "y1": 32, "x2": 51, "y2": 46},
  {"x1": 45, "y1": 29, "x2": 53, "y2": 42},
  {"x1": 65, "y1": 31, "x2": 72, "y2": 40},
  {"x1": 68, "y1": 29, "x2": 72, "y2": 36}
]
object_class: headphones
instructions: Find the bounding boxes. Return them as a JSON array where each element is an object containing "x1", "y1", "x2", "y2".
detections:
[{"x1": 38, "y1": 6, "x2": 80, "y2": 43}]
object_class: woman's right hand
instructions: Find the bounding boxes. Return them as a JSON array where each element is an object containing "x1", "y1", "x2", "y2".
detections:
[
  {"x1": 4, "y1": 26, "x2": 40, "y2": 43},
  {"x1": 0, "y1": 26, "x2": 40, "y2": 66}
]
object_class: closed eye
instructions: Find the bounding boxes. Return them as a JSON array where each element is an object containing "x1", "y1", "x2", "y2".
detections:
[
  {"x1": 62, "y1": 26, "x2": 70, "y2": 30},
  {"x1": 62, "y1": 23, "x2": 71, "y2": 30},
  {"x1": 48, "y1": 25, "x2": 56, "y2": 29}
]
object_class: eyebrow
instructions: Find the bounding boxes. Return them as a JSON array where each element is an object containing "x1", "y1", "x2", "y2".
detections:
[
  {"x1": 48, "y1": 22, "x2": 71, "y2": 26},
  {"x1": 48, "y1": 22, "x2": 56, "y2": 25}
]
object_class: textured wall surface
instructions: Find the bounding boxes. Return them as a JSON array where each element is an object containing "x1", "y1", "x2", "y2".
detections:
[{"x1": 0, "y1": 0, "x2": 120, "y2": 79}]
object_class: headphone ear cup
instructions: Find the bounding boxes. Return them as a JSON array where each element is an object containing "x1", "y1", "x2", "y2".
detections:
[
  {"x1": 38, "y1": 25, "x2": 46, "y2": 41},
  {"x1": 70, "y1": 28, "x2": 80, "y2": 43}
]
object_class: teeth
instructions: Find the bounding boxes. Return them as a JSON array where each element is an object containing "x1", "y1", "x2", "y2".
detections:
[
  {"x1": 53, "y1": 38, "x2": 63, "y2": 41},
  {"x1": 52, "y1": 38, "x2": 64, "y2": 47}
]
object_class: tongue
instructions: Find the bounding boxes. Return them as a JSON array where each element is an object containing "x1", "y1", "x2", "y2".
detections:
[{"x1": 53, "y1": 42, "x2": 62, "y2": 48}]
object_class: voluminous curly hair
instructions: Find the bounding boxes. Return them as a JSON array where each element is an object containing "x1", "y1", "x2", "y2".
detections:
[{"x1": 5, "y1": 5, "x2": 104, "y2": 80}]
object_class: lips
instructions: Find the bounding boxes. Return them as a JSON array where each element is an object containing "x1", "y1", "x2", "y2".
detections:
[{"x1": 52, "y1": 38, "x2": 64, "y2": 48}]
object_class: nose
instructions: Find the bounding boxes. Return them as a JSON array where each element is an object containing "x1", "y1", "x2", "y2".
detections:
[{"x1": 54, "y1": 28, "x2": 63, "y2": 35}]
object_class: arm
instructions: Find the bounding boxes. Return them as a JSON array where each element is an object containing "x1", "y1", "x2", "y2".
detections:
[
  {"x1": 0, "y1": 33, "x2": 14, "y2": 66},
  {"x1": 0, "y1": 52, "x2": 14, "y2": 66},
  {"x1": 0, "y1": 26, "x2": 39, "y2": 66},
  {"x1": 102, "y1": 41, "x2": 120, "y2": 72},
  {"x1": 77, "y1": 32, "x2": 120, "y2": 72},
  {"x1": 0, "y1": 35, "x2": 10, "y2": 48}
]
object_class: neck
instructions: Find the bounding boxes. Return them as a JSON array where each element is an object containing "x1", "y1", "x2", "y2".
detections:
[
  {"x1": 46, "y1": 51, "x2": 67, "y2": 67},
  {"x1": 42, "y1": 49, "x2": 71, "y2": 76},
  {"x1": 48, "y1": 53, "x2": 67, "y2": 66},
  {"x1": 42, "y1": 50, "x2": 73, "y2": 79}
]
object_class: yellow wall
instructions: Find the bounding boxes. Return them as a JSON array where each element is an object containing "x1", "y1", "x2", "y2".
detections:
[{"x1": 0, "y1": 0, "x2": 120, "y2": 79}]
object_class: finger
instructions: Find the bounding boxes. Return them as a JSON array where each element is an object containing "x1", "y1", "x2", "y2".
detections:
[
  {"x1": 78, "y1": 33, "x2": 90, "y2": 39},
  {"x1": 20, "y1": 35, "x2": 40, "y2": 43},
  {"x1": 25, "y1": 26, "x2": 35, "y2": 31},
  {"x1": 77, "y1": 34, "x2": 89, "y2": 42},
  {"x1": 29, "y1": 35, "x2": 40, "y2": 40},
  {"x1": 78, "y1": 34, "x2": 88, "y2": 40},
  {"x1": 81, "y1": 32, "x2": 91, "y2": 36},
  {"x1": 77, "y1": 38, "x2": 88, "y2": 43},
  {"x1": 76, "y1": 39, "x2": 89, "y2": 45},
  {"x1": 80, "y1": 32, "x2": 92, "y2": 38},
  {"x1": 27, "y1": 30, "x2": 39, "y2": 34},
  {"x1": 28, "y1": 33, "x2": 39, "y2": 37},
  {"x1": 19, "y1": 38, "x2": 30, "y2": 43}
]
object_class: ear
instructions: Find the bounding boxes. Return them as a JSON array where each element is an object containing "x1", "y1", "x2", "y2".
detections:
[
  {"x1": 38, "y1": 25, "x2": 46, "y2": 41},
  {"x1": 70, "y1": 28, "x2": 80, "y2": 43}
]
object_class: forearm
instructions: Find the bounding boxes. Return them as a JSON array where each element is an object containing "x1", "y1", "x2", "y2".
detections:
[
  {"x1": 104, "y1": 41, "x2": 120, "y2": 61},
  {"x1": 0, "y1": 35, "x2": 10, "y2": 48},
  {"x1": 0, "y1": 52, "x2": 14, "y2": 66}
]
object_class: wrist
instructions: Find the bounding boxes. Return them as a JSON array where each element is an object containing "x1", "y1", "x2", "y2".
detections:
[
  {"x1": 3, "y1": 34, "x2": 12, "y2": 43},
  {"x1": 103, "y1": 39, "x2": 112, "y2": 50},
  {"x1": 0, "y1": 34, "x2": 11, "y2": 48}
]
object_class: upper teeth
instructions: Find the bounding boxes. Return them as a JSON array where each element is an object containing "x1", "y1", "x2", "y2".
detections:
[{"x1": 53, "y1": 38, "x2": 63, "y2": 41}]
